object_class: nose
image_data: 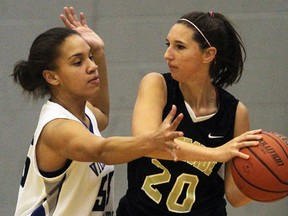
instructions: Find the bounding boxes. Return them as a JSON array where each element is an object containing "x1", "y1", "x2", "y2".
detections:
[
  {"x1": 164, "y1": 46, "x2": 173, "y2": 61},
  {"x1": 87, "y1": 59, "x2": 98, "y2": 74}
]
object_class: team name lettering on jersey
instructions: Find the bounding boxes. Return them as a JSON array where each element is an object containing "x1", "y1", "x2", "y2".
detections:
[
  {"x1": 187, "y1": 160, "x2": 217, "y2": 176},
  {"x1": 90, "y1": 162, "x2": 106, "y2": 176},
  {"x1": 177, "y1": 137, "x2": 218, "y2": 176}
]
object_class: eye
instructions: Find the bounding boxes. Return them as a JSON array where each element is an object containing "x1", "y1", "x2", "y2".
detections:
[
  {"x1": 165, "y1": 42, "x2": 170, "y2": 47},
  {"x1": 89, "y1": 55, "x2": 95, "y2": 62},
  {"x1": 73, "y1": 60, "x2": 82, "y2": 66},
  {"x1": 176, "y1": 44, "x2": 185, "y2": 50}
]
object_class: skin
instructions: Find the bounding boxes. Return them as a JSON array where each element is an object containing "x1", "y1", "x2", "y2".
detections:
[
  {"x1": 35, "y1": 7, "x2": 184, "y2": 173},
  {"x1": 132, "y1": 23, "x2": 262, "y2": 206}
]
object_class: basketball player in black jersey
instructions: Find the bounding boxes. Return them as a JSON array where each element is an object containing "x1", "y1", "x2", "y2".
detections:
[{"x1": 117, "y1": 12, "x2": 262, "y2": 216}]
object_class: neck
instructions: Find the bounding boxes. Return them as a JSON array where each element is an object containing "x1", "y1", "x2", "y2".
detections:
[
  {"x1": 179, "y1": 81, "x2": 218, "y2": 117},
  {"x1": 50, "y1": 95, "x2": 87, "y2": 122}
]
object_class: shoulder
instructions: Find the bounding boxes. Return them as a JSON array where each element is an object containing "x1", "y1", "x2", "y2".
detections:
[
  {"x1": 37, "y1": 101, "x2": 90, "y2": 147},
  {"x1": 40, "y1": 100, "x2": 78, "y2": 121},
  {"x1": 138, "y1": 72, "x2": 166, "y2": 95},
  {"x1": 134, "y1": 72, "x2": 167, "y2": 118},
  {"x1": 140, "y1": 72, "x2": 165, "y2": 85},
  {"x1": 234, "y1": 101, "x2": 250, "y2": 136},
  {"x1": 35, "y1": 101, "x2": 78, "y2": 141},
  {"x1": 236, "y1": 101, "x2": 249, "y2": 118}
]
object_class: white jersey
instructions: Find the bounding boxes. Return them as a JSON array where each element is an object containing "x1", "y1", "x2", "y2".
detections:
[{"x1": 15, "y1": 100, "x2": 115, "y2": 216}]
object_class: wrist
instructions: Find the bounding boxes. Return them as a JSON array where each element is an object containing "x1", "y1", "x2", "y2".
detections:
[
  {"x1": 91, "y1": 44, "x2": 105, "y2": 54},
  {"x1": 206, "y1": 146, "x2": 219, "y2": 161},
  {"x1": 136, "y1": 132, "x2": 157, "y2": 153},
  {"x1": 91, "y1": 48, "x2": 105, "y2": 65}
]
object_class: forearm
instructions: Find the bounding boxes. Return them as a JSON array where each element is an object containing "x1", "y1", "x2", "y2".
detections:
[
  {"x1": 146, "y1": 139, "x2": 215, "y2": 161},
  {"x1": 92, "y1": 134, "x2": 154, "y2": 165},
  {"x1": 225, "y1": 161, "x2": 252, "y2": 207}
]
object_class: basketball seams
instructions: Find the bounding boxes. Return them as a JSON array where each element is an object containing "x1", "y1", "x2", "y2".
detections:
[
  {"x1": 247, "y1": 147, "x2": 288, "y2": 185},
  {"x1": 232, "y1": 153, "x2": 288, "y2": 193},
  {"x1": 263, "y1": 132, "x2": 288, "y2": 159},
  {"x1": 231, "y1": 159, "x2": 288, "y2": 202},
  {"x1": 231, "y1": 131, "x2": 288, "y2": 202}
]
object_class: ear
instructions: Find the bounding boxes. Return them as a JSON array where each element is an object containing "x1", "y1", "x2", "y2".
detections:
[
  {"x1": 203, "y1": 47, "x2": 217, "y2": 64},
  {"x1": 43, "y1": 70, "x2": 59, "y2": 86}
]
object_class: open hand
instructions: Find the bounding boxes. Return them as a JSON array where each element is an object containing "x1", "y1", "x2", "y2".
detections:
[
  {"x1": 60, "y1": 6, "x2": 104, "y2": 51},
  {"x1": 215, "y1": 129, "x2": 262, "y2": 162},
  {"x1": 152, "y1": 105, "x2": 184, "y2": 161}
]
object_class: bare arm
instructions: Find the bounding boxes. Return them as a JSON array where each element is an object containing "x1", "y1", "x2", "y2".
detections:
[
  {"x1": 60, "y1": 7, "x2": 109, "y2": 131},
  {"x1": 224, "y1": 102, "x2": 258, "y2": 207},
  {"x1": 36, "y1": 105, "x2": 183, "y2": 172},
  {"x1": 133, "y1": 73, "x2": 261, "y2": 162}
]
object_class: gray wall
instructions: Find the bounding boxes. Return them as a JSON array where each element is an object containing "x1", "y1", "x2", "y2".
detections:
[{"x1": 1, "y1": 0, "x2": 287, "y2": 215}]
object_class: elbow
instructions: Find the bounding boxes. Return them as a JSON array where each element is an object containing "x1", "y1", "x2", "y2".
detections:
[
  {"x1": 91, "y1": 137, "x2": 123, "y2": 165},
  {"x1": 92, "y1": 150, "x2": 113, "y2": 165},
  {"x1": 98, "y1": 115, "x2": 109, "y2": 131},
  {"x1": 227, "y1": 198, "x2": 243, "y2": 208},
  {"x1": 101, "y1": 117, "x2": 109, "y2": 131},
  {"x1": 225, "y1": 190, "x2": 252, "y2": 208}
]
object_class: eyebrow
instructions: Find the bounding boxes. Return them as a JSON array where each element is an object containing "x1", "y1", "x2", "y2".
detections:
[
  {"x1": 68, "y1": 49, "x2": 91, "y2": 60},
  {"x1": 68, "y1": 53, "x2": 82, "y2": 60},
  {"x1": 67, "y1": 46, "x2": 92, "y2": 60},
  {"x1": 166, "y1": 38, "x2": 186, "y2": 45},
  {"x1": 175, "y1": 40, "x2": 186, "y2": 45}
]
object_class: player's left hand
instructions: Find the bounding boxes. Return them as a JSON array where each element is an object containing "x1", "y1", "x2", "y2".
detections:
[{"x1": 60, "y1": 6, "x2": 104, "y2": 52}]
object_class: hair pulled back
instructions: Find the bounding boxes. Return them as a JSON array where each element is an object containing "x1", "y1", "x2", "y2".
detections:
[
  {"x1": 178, "y1": 12, "x2": 246, "y2": 88},
  {"x1": 12, "y1": 27, "x2": 79, "y2": 98}
]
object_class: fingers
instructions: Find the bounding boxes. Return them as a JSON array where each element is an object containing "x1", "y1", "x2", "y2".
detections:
[
  {"x1": 232, "y1": 140, "x2": 260, "y2": 160},
  {"x1": 69, "y1": 7, "x2": 78, "y2": 22},
  {"x1": 242, "y1": 129, "x2": 262, "y2": 136},
  {"x1": 163, "y1": 105, "x2": 177, "y2": 123},
  {"x1": 67, "y1": 7, "x2": 88, "y2": 27},
  {"x1": 235, "y1": 129, "x2": 263, "y2": 143},
  {"x1": 60, "y1": 6, "x2": 87, "y2": 29},
  {"x1": 65, "y1": 7, "x2": 79, "y2": 26},
  {"x1": 170, "y1": 113, "x2": 183, "y2": 131},
  {"x1": 238, "y1": 135, "x2": 262, "y2": 144},
  {"x1": 163, "y1": 105, "x2": 183, "y2": 131},
  {"x1": 217, "y1": 129, "x2": 263, "y2": 162},
  {"x1": 240, "y1": 140, "x2": 259, "y2": 148},
  {"x1": 236, "y1": 152, "x2": 250, "y2": 160},
  {"x1": 79, "y1": 12, "x2": 88, "y2": 26},
  {"x1": 165, "y1": 141, "x2": 180, "y2": 161},
  {"x1": 166, "y1": 148, "x2": 178, "y2": 162},
  {"x1": 168, "y1": 132, "x2": 184, "y2": 142},
  {"x1": 60, "y1": 7, "x2": 76, "y2": 29},
  {"x1": 60, "y1": 14, "x2": 73, "y2": 29}
]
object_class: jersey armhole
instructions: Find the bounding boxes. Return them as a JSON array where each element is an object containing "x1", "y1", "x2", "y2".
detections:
[{"x1": 39, "y1": 159, "x2": 72, "y2": 178}]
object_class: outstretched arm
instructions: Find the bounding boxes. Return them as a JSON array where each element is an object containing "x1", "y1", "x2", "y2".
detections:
[
  {"x1": 37, "y1": 104, "x2": 183, "y2": 172},
  {"x1": 132, "y1": 72, "x2": 261, "y2": 161},
  {"x1": 60, "y1": 7, "x2": 109, "y2": 131}
]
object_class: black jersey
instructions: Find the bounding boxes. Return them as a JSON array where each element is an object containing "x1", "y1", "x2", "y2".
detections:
[{"x1": 117, "y1": 73, "x2": 239, "y2": 216}]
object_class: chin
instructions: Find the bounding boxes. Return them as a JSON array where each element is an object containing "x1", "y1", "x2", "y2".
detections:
[{"x1": 170, "y1": 72, "x2": 180, "y2": 81}]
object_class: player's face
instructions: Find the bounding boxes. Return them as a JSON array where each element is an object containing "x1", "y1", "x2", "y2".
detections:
[
  {"x1": 53, "y1": 35, "x2": 99, "y2": 98},
  {"x1": 164, "y1": 23, "x2": 206, "y2": 82}
]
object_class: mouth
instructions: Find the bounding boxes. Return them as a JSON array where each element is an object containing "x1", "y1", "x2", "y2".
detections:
[
  {"x1": 88, "y1": 75, "x2": 100, "y2": 84},
  {"x1": 168, "y1": 63, "x2": 177, "y2": 71}
]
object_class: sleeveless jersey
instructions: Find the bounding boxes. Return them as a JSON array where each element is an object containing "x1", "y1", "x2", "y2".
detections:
[
  {"x1": 15, "y1": 100, "x2": 115, "y2": 216},
  {"x1": 117, "y1": 73, "x2": 238, "y2": 216}
]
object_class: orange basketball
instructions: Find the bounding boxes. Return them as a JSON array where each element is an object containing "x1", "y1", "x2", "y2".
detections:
[{"x1": 231, "y1": 131, "x2": 288, "y2": 202}]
